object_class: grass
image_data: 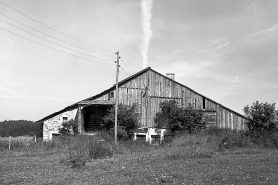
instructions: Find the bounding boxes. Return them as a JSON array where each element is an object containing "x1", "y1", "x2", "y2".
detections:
[{"x1": 0, "y1": 130, "x2": 278, "y2": 184}]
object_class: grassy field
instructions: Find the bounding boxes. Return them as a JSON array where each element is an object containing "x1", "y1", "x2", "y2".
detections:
[{"x1": 0, "y1": 133, "x2": 278, "y2": 184}]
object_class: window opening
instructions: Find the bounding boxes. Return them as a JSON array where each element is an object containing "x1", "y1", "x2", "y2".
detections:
[
  {"x1": 203, "y1": 97, "x2": 206, "y2": 110},
  {"x1": 62, "y1": 116, "x2": 68, "y2": 122},
  {"x1": 108, "y1": 91, "x2": 114, "y2": 100}
]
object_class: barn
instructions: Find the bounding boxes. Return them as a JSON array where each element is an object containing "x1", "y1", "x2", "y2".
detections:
[{"x1": 36, "y1": 67, "x2": 249, "y2": 140}]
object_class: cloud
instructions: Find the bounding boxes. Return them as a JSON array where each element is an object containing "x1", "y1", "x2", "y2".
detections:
[
  {"x1": 156, "y1": 59, "x2": 216, "y2": 79},
  {"x1": 200, "y1": 38, "x2": 230, "y2": 53},
  {"x1": 0, "y1": 85, "x2": 71, "y2": 105},
  {"x1": 250, "y1": 24, "x2": 278, "y2": 37},
  {"x1": 141, "y1": 0, "x2": 153, "y2": 68},
  {"x1": 207, "y1": 84, "x2": 242, "y2": 101}
]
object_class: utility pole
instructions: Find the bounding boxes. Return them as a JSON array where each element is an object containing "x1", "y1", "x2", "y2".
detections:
[{"x1": 114, "y1": 51, "x2": 120, "y2": 145}]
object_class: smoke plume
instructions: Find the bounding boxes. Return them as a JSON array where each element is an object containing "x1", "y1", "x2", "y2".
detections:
[{"x1": 141, "y1": 0, "x2": 153, "y2": 68}]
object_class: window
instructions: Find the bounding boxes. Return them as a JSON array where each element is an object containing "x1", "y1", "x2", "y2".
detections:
[
  {"x1": 61, "y1": 114, "x2": 68, "y2": 123},
  {"x1": 62, "y1": 116, "x2": 68, "y2": 122},
  {"x1": 52, "y1": 133, "x2": 60, "y2": 139},
  {"x1": 203, "y1": 97, "x2": 206, "y2": 110},
  {"x1": 108, "y1": 91, "x2": 114, "y2": 100}
]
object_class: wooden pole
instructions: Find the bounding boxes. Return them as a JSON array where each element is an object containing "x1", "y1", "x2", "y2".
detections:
[
  {"x1": 9, "y1": 136, "x2": 11, "y2": 151},
  {"x1": 115, "y1": 51, "x2": 120, "y2": 145}
]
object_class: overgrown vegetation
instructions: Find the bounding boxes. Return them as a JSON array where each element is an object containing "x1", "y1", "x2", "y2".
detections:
[
  {"x1": 244, "y1": 101, "x2": 278, "y2": 131},
  {"x1": 58, "y1": 119, "x2": 79, "y2": 136},
  {"x1": 101, "y1": 103, "x2": 139, "y2": 140},
  {"x1": 156, "y1": 100, "x2": 205, "y2": 134},
  {"x1": 243, "y1": 101, "x2": 278, "y2": 148},
  {"x1": 2, "y1": 130, "x2": 278, "y2": 184},
  {"x1": 1, "y1": 101, "x2": 278, "y2": 183}
]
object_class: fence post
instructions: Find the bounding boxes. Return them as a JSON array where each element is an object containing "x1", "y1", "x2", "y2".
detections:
[{"x1": 8, "y1": 136, "x2": 11, "y2": 151}]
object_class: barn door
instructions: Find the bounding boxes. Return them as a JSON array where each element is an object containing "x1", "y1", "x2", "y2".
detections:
[
  {"x1": 202, "y1": 111, "x2": 217, "y2": 127},
  {"x1": 84, "y1": 106, "x2": 108, "y2": 132}
]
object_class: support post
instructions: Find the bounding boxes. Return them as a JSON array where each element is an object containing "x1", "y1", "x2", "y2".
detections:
[{"x1": 115, "y1": 51, "x2": 120, "y2": 145}]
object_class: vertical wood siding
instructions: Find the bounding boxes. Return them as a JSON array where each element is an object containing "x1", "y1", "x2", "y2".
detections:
[{"x1": 92, "y1": 69, "x2": 248, "y2": 130}]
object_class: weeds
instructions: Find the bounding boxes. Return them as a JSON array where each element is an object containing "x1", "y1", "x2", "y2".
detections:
[{"x1": 2, "y1": 127, "x2": 277, "y2": 170}]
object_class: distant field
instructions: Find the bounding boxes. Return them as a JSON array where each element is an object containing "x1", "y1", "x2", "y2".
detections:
[
  {"x1": 0, "y1": 137, "x2": 278, "y2": 184},
  {"x1": 0, "y1": 136, "x2": 33, "y2": 141}
]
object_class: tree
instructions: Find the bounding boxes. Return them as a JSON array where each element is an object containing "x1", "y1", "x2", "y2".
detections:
[
  {"x1": 243, "y1": 101, "x2": 278, "y2": 131},
  {"x1": 0, "y1": 120, "x2": 38, "y2": 137},
  {"x1": 58, "y1": 119, "x2": 78, "y2": 136},
  {"x1": 102, "y1": 104, "x2": 139, "y2": 140},
  {"x1": 156, "y1": 100, "x2": 205, "y2": 134}
]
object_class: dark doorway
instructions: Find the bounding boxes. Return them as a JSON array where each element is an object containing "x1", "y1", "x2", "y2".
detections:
[{"x1": 83, "y1": 105, "x2": 110, "y2": 132}]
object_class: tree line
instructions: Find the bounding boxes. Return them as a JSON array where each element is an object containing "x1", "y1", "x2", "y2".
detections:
[{"x1": 0, "y1": 120, "x2": 42, "y2": 137}]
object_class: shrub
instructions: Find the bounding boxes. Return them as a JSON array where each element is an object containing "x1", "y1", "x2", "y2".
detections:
[
  {"x1": 59, "y1": 119, "x2": 78, "y2": 136},
  {"x1": 88, "y1": 139, "x2": 113, "y2": 159},
  {"x1": 243, "y1": 101, "x2": 278, "y2": 131},
  {"x1": 246, "y1": 130, "x2": 278, "y2": 148},
  {"x1": 155, "y1": 100, "x2": 205, "y2": 135},
  {"x1": 102, "y1": 104, "x2": 139, "y2": 140},
  {"x1": 219, "y1": 132, "x2": 251, "y2": 149},
  {"x1": 65, "y1": 134, "x2": 114, "y2": 166}
]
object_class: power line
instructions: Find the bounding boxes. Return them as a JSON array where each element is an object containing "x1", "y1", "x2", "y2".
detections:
[
  {"x1": 0, "y1": 12, "x2": 114, "y2": 58},
  {"x1": 0, "y1": 27, "x2": 114, "y2": 66},
  {"x1": 120, "y1": 58, "x2": 135, "y2": 74},
  {"x1": 0, "y1": 18, "x2": 113, "y2": 62},
  {"x1": 0, "y1": 1, "x2": 114, "y2": 54},
  {"x1": 120, "y1": 66, "x2": 131, "y2": 75}
]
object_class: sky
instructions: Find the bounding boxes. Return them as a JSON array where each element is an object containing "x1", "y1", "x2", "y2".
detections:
[{"x1": 0, "y1": 0, "x2": 278, "y2": 121}]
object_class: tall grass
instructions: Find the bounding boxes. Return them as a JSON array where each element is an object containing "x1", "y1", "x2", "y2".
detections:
[
  {"x1": 163, "y1": 127, "x2": 278, "y2": 161},
  {"x1": 1, "y1": 127, "x2": 277, "y2": 169},
  {"x1": 163, "y1": 131, "x2": 219, "y2": 160}
]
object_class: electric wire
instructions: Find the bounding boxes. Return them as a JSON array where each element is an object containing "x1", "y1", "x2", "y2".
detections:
[
  {"x1": 120, "y1": 57, "x2": 135, "y2": 74},
  {"x1": 0, "y1": 1, "x2": 114, "y2": 54},
  {"x1": 0, "y1": 18, "x2": 113, "y2": 62},
  {"x1": 0, "y1": 26, "x2": 114, "y2": 66},
  {"x1": 0, "y1": 12, "x2": 113, "y2": 57},
  {"x1": 120, "y1": 66, "x2": 130, "y2": 76}
]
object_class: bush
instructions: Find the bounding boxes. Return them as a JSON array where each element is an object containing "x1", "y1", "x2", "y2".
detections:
[
  {"x1": 88, "y1": 139, "x2": 113, "y2": 159},
  {"x1": 246, "y1": 130, "x2": 278, "y2": 148},
  {"x1": 102, "y1": 104, "x2": 139, "y2": 140},
  {"x1": 155, "y1": 100, "x2": 205, "y2": 135},
  {"x1": 244, "y1": 101, "x2": 278, "y2": 131},
  {"x1": 219, "y1": 132, "x2": 251, "y2": 149},
  {"x1": 68, "y1": 135, "x2": 113, "y2": 161},
  {"x1": 59, "y1": 119, "x2": 78, "y2": 136}
]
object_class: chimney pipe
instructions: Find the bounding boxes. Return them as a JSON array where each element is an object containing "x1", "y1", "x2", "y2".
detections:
[{"x1": 166, "y1": 73, "x2": 175, "y2": 81}]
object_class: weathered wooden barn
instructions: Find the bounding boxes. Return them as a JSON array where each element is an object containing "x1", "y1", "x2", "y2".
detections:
[{"x1": 36, "y1": 67, "x2": 249, "y2": 140}]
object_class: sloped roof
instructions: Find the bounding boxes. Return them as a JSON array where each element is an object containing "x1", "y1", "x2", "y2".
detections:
[
  {"x1": 35, "y1": 67, "x2": 248, "y2": 123},
  {"x1": 78, "y1": 100, "x2": 114, "y2": 105},
  {"x1": 35, "y1": 67, "x2": 151, "y2": 123}
]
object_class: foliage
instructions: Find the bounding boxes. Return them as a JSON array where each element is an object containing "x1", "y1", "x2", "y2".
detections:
[
  {"x1": 203, "y1": 127, "x2": 278, "y2": 149},
  {"x1": 219, "y1": 131, "x2": 251, "y2": 150},
  {"x1": 59, "y1": 119, "x2": 78, "y2": 136},
  {"x1": 88, "y1": 138, "x2": 113, "y2": 159},
  {"x1": 245, "y1": 130, "x2": 278, "y2": 148},
  {"x1": 102, "y1": 104, "x2": 139, "y2": 140},
  {"x1": 0, "y1": 120, "x2": 41, "y2": 137},
  {"x1": 62, "y1": 134, "x2": 114, "y2": 168},
  {"x1": 156, "y1": 100, "x2": 205, "y2": 135},
  {"x1": 243, "y1": 101, "x2": 278, "y2": 131}
]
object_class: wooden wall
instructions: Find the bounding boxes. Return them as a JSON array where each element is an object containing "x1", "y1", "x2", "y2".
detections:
[{"x1": 93, "y1": 69, "x2": 248, "y2": 130}]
